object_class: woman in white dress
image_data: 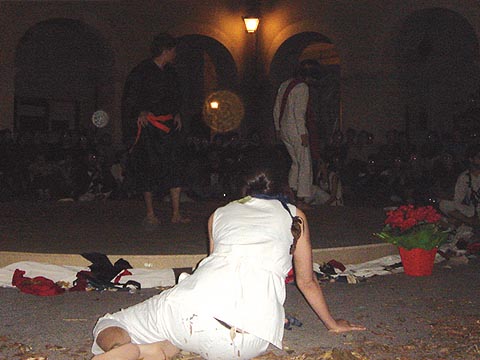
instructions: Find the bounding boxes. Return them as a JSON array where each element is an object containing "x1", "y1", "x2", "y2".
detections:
[{"x1": 91, "y1": 152, "x2": 365, "y2": 360}]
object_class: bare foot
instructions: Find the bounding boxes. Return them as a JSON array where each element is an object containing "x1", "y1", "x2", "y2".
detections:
[
  {"x1": 171, "y1": 214, "x2": 191, "y2": 224},
  {"x1": 144, "y1": 215, "x2": 160, "y2": 225},
  {"x1": 143, "y1": 215, "x2": 160, "y2": 231},
  {"x1": 92, "y1": 343, "x2": 140, "y2": 360}
]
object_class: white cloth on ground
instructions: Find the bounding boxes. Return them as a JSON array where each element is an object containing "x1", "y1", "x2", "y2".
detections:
[{"x1": 0, "y1": 261, "x2": 175, "y2": 289}]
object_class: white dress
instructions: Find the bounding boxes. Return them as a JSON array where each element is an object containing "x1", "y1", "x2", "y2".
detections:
[
  {"x1": 166, "y1": 196, "x2": 295, "y2": 348},
  {"x1": 92, "y1": 197, "x2": 295, "y2": 356}
]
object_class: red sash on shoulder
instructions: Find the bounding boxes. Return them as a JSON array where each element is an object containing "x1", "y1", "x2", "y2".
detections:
[{"x1": 279, "y1": 79, "x2": 320, "y2": 161}]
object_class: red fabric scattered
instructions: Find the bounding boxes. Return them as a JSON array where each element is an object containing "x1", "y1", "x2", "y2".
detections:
[
  {"x1": 114, "y1": 269, "x2": 132, "y2": 284},
  {"x1": 328, "y1": 259, "x2": 346, "y2": 272},
  {"x1": 285, "y1": 268, "x2": 295, "y2": 284},
  {"x1": 12, "y1": 269, "x2": 65, "y2": 296},
  {"x1": 69, "y1": 270, "x2": 92, "y2": 292},
  {"x1": 467, "y1": 242, "x2": 480, "y2": 255}
]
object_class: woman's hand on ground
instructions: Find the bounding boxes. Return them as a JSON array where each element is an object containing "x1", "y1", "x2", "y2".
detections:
[{"x1": 328, "y1": 319, "x2": 366, "y2": 333}]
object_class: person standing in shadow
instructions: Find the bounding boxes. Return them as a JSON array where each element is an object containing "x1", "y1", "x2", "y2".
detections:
[{"x1": 122, "y1": 33, "x2": 190, "y2": 228}]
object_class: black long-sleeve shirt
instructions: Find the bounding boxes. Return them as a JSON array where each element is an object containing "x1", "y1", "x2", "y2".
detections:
[{"x1": 121, "y1": 59, "x2": 181, "y2": 141}]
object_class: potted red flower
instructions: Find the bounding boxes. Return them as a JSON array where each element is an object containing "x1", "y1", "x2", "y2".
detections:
[{"x1": 374, "y1": 205, "x2": 449, "y2": 276}]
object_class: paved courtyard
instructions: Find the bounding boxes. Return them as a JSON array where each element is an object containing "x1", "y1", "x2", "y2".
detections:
[
  {"x1": 0, "y1": 199, "x2": 479, "y2": 359},
  {"x1": 0, "y1": 260, "x2": 478, "y2": 359}
]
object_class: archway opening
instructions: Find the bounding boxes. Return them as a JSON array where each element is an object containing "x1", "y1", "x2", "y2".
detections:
[
  {"x1": 396, "y1": 8, "x2": 480, "y2": 142},
  {"x1": 176, "y1": 35, "x2": 239, "y2": 139},
  {"x1": 14, "y1": 18, "x2": 114, "y2": 136},
  {"x1": 269, "y1": 32, "x2": 341, "y2": 143}
]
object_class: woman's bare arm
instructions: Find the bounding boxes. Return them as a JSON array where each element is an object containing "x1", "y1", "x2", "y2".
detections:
[{"x1": 293, "y1": 209, "x2": 365, "y2": 332}]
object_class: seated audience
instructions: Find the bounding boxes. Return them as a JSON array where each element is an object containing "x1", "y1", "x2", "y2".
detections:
[
  {"x1": 430, "y1": 151, "x2": 463, "y2": 202},
  {"x1": 439, "y1": 144, "x2": 480, "y2": 227},
  {"x1": 74, "y1": 150, "x2": 116, "y2": 201},
  {"x1": 306, "y1": 156, "x2": 343, "y2": 206},
  {"x1": 28, "y1": 152, "x2": 61, "y2": 200}
]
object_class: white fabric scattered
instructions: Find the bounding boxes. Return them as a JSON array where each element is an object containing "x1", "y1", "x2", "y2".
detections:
[
  {"x1": 0, "y1": 261, "x2": 176, "y2": 289},
  {"x1": 314, "y1": 252, "x2": 445, "y2": 279},
  {"x1": 344, "y1": 255, "x2": 403, "y2": 277},
  {"x1": 452, "y1": 224, "x2": 474, "y2": 242},
  {"x1": 2, "y1": 250, "x2": 451, "y2": 291}
]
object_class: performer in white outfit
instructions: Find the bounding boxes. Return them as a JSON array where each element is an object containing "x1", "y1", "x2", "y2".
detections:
[
  {"x1": 273, "y1": 60, "x2": 322, "y2": 208},
  {"x1": 91, "y1": 151, "x2": 365, "y2": 360}
]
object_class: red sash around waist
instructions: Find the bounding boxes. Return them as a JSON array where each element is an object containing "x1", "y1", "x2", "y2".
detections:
[{"x1": 129, "y1": 113, "x2": 174, "y2": 152}]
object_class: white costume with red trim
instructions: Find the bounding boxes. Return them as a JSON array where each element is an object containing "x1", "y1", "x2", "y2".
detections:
[{"x1": 273, "y1": 79, "x2": 313, "y2": 198}]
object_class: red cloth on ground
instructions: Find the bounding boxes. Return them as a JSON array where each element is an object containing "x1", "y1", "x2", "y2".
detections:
[
  {"x1": 114, "y1": 269, "x2": 133, "y2": 284},
  {"x1": 69, "y1": 270, "x2": 91, "y2": 292},
  {"x1": 12, "y1": 269, "x2": 65, "y2": 296},
  {"x1": 328, "y1": 259, "x2": 346, "y2": 272},
  {"x1": 467, "y1": 242, "x2": 480, "y2": 255}
]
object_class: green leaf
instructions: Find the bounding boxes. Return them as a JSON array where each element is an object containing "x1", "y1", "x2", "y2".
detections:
[{"x1": 373, "y1": 223, "x2": 449, "y2": 250}]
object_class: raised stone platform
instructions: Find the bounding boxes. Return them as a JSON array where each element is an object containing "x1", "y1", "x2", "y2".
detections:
[{"x1": 0, "y1": 199, "x2": 395, "y2": 268}]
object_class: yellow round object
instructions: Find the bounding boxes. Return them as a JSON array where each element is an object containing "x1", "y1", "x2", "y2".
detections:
[{"x1": 203, "y1": 90, "x2": 244, "y2": 133}]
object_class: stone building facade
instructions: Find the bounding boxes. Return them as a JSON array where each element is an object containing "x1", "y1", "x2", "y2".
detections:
[{"x1": 1, "y1": 0, "x2": 479, "y2": 145}]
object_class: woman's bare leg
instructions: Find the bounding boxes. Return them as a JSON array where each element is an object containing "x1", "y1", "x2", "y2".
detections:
[
  {"x1": 170, "y1": 187, "x2": 190, "y2": 223},
  {"x1": 92, "y1": 327, "x2": 139, "y2": 360},
  {"x1": 143, "y1": 191, "x2": 159, "y2": 224},
  {"x1": 92, "y1": 326, "x2": 180, "y2": 360}
]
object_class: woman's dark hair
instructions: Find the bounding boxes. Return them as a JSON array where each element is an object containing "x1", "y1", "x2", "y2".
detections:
[
  {"x1": 239, "y1": 147, "x2": 286, "y2": 197},
  {"x1": 238, "y1": 147, "x2": 303, "y2": 252},
  {"x1": 241, "y1": 167, "x2": 281, "y2": 197}
]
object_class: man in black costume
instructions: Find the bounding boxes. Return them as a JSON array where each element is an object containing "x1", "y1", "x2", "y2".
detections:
[{"x1": 122, "y1": 33, "x2": 190, "y2": 226}]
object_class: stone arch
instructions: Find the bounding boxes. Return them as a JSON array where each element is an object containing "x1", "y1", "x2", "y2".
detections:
[
  {"x1": 169, "y1": 21, "x2": 242, "y2": 66},
  {"x1": 14, "y1": 18, "x2": 115, "y2": 135},
  {"x1": 176, "y1": 34, "x2": 239, "y2": 137},
  {"x1": 395, "y1": 7, "x2": 480, "y2": 141},
  {"x1": 269, "y1": 31, "x2": 341, "y2": 141}
]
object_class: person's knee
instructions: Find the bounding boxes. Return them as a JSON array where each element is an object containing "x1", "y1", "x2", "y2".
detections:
[{"x1": 96, "y1": 326, "x2": 132, "y2": 352}]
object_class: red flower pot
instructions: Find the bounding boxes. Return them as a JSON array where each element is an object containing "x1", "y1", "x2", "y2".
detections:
[{"x1": 398, "y1": 247, "x2": 437, "y2": 276}]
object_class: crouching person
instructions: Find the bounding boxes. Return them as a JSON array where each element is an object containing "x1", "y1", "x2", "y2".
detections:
[{"x1": 91, "y1": 149, "x2": 365, "y2": 360}]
